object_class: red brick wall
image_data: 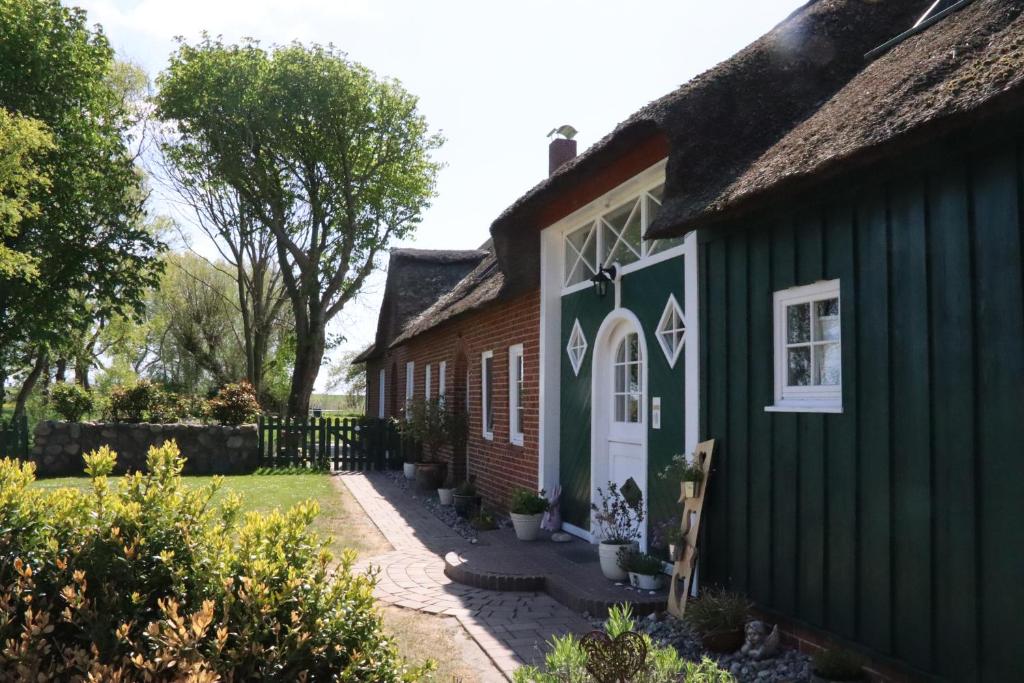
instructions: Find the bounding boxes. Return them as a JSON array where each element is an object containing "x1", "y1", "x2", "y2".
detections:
[{"x1": 365, "y1": 289, "x2": 540, "y2": 509}]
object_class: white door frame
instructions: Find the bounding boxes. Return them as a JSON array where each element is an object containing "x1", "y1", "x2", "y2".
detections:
[{"x1": 590, "y1": 307, "x2": 649, "y2": 551}]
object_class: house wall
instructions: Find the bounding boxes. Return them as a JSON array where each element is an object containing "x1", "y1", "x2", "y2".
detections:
[
  {"x1": 698, "y1": 130, "x2": 1024, "y2": 682},
  {"x1": 365, "y1": 290, "x2": 540, "y2": 508}
]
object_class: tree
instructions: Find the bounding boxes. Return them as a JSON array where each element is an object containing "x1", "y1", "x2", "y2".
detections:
[
  {"x1": 0, "y1": 0, "x2": 164, "y2": 415},
  {"x1": 0, "y1": 108, "x2": 52, "y2": 280},
  {"x1": 326, "y1": 349, "x2": 367, "y2": 401},
  {"x1": 156, "y1": 37, "x2": 442, "y2": 415}
]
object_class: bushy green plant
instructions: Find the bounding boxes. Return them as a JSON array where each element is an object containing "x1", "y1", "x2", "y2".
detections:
[
  {"x1": 107, "y1": 380, "x2": 179, "y2": 423},
  {"x1": 685, "y1": 589, "x2": 751, "y2": 635},
  {"x1": 812, "y1": 648, "x2": 866, "y2": 681},
  {"x1": 621, "y1": 550, "x2": 665, "y2": 575},
  {"x1": 48, "y1": 382, "x2": 94, "y2": 421},
  {"x1": 470, "y1": 510, "x2": 497, "y2": 531},
  {"x1": 509, "y1": 488, "x2": 549, "y2": 515},
  {"x1": 454, "y1": 477, "x2": 477, "y2": 496},
  {"x1": 658, "y1": 453, "x2": 705, "y2": 483},
  {"x1": 399, "y1": 398, "x2": 449, "y2": 462},
  {"x1": 206, "y1": 381, "x2": 261, "y2": 425},
  {"x1": 0, "y1": 441, "x2": 423, "y2": 681},
  {"x1": 514, "y1": 604, "x2": 734, "y2": 683}
]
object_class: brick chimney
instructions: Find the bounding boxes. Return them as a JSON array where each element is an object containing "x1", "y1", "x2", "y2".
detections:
[{"x1": 548, "y1": 129, "x2": 577, "y2": 176}]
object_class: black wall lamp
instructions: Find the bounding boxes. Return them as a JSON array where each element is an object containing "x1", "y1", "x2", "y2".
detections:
[{"x1": 590, "y1": 264, "x2": 617, "y2": 298}]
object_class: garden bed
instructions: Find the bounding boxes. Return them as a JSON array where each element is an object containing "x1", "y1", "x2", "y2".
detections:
[{"x1": 382, "y1": 469, "x2": 510, "y2": 540}]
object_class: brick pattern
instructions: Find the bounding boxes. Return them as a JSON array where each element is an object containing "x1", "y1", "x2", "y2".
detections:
[{"x1": 365, "y1": 290, "x2": 540, "y2": 508}]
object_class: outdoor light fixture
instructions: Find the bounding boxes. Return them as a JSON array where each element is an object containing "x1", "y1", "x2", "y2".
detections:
[{"x1": 590, "y1": 264, "x2": 617, "y2": 298}]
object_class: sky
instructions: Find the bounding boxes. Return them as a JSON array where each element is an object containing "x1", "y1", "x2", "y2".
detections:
[{"x1": 74, "y1": 0, "x2": 805, "y2": 390}]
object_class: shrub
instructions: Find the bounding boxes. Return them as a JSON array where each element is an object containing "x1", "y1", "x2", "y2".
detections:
[
  {"x1": 621, "y1": 550, "x2": 665, "y2": 575},
  {"x1": 107, "y1": 380, "x2": 179, "y2": 423},
  {"x1": 509, "y1": 488, "x2": 549, "y2": 515},
  {"x1": 0, "y1": 441, "x2": 423, "y2": 681},
  {"x1": 49, "y1": 382, "x2": 94, "y2": 421},
  {"x1": 658, "y1": 453, "x2": 704, "y2": 483},
  {"x1": 812, "y1": 648, "x2": 866, "y2": 681},
  {"x1": 685, "y1": 588, "x2": 751, "y2": 635},
  {"x1": 591, "y1": 481, "x2": 645, "y2": 544},
  {"x1": 206, "y1": 381, "x2": 261, "y2": 425},
  {"x1": 514, "y1": 604, "x2": 734, "y2": 683}
]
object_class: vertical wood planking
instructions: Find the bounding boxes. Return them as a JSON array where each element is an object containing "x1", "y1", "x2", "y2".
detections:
[
  {"x1": 705, "y1": 239, "x2": 729, "y2": 582},
  {"x1": 726, "y1": 235, "x2": 750, "y2": 591}
]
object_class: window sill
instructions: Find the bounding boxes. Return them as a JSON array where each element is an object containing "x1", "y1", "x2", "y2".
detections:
[
  {"x1": 764, "y1": 402, "x2": 842, "y2": 414},
  {"x1": 482, "y1": 432, "x2": 494, "y2": 441},
  {"x1": 510, "y1": 435, "x2": 524, "y2": 447}
]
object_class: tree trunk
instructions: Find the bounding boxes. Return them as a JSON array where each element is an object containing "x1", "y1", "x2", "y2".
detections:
[
  {"x1": 287, "y1": 326, "x2": 325, "y2": 417},
  {"x1": 13, "y1": 351, "x2": 47, "y2": 419},
  {"x1": 54, "y1": 358, "x2": 67, "y2": 383}
]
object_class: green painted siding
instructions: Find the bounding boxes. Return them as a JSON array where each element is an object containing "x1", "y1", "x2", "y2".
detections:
[
  {"x1": 559, "y1": 255, "x2": 688, "y2": 535},
  {"x1": 699, "y1": 134, "x2": 1024, "y2": 681}
]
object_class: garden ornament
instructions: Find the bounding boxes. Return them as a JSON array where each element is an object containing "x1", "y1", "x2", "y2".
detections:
[
  {"x1": 740, "y1": 620, "x2": 781, "y2": 661},
  {"x1": 580, "y1": 630, "x2": 647, "y2": 683},
  {"x1": 541, "y1": 484, "x2": 562, "y2": 532}
]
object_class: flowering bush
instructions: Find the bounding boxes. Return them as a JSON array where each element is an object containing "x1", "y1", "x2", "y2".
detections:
[
  {"x1": 0, "y1": 441, "x2": 422, "y2": 681},
  {"x1": 48, "y1": 382, "x2": 94, "y2": 421},
  {"x1": 206, "y1": 381, "x2": 261, "y2": 425},
  {"x1": 591, "y1": 481, "x2": 645, "y2": 544}
]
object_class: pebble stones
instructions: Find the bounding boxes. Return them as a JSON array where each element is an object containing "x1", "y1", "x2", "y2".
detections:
[
  {"x1": 383, "y1": 470, "x2": 484, "y2": 540},
  {"x1": 636, "y1": 612, "x2": 812, "y2": 683}
]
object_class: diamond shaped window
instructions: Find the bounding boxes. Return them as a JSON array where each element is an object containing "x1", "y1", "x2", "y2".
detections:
[
  {"x1": 656, "y1": 294, "x2": 686, "y2": 367},
  {"x1": 566, "y1": 319, "x2": 588, "y2": 376}
]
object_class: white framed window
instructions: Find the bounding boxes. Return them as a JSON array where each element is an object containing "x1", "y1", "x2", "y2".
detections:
[
  {"x1": 404, "y1": 361, "x2": 415, "y2": 415},
  {"x1": 438, "y1": 361, "x2": 447, "y2": 398},
  {"x1": 566, "y1": 319, "x2": 588, "y2": 376},
  {"x1": 562, "y1": 183, "x2": 683, "y2": 290},
  {"x1": 425, "y1": 364, "x2": 433, "y2": 400},
  {"x1": 613, "y1": 332, "x2": 643, "y2": 423},
  {"x1": 481, "y1": 351, "x2": 494, "y2": 440},
  {"x1": 377, "y1": 368, "x2": 386, "y2": 418},
  {"x1": 508, "y1": 344, "x2": 525, "y2": 446},
  {"x1": 655, "y1": 294, "x2": 686, "y2": 368},
  {"x1": 768, "y1": 280, "x2": 842, "y2": 413}
]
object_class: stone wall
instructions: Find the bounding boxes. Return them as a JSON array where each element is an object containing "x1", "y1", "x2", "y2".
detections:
[{"x1": 31, "y1": 421, "x2": 259, "y2": 477}]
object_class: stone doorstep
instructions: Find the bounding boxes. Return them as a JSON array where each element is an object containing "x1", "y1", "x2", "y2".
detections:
[{"x1": 444, "y1": 550, "x2": 667, "y2": 618}]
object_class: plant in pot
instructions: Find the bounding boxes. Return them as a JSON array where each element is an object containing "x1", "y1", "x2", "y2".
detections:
[
  {"x1": 810, "y1": 648, "x2": 866, "y2": 683},
  {"x1": 452, "y1": 476, "x2": 479, "y2": 517},
  {"x1": 659, "y1": 453, "x2": 705, "y2": 499},
  {"x1": 405, "y1": 398, "x2": 449, "y2": 491},
  {"x1": 508, "y1": 488, "x2": 549, "y2": 541},
  {"x1": 685, "y1": 588, "x2": 751, "y2": 654},
  {"x1": 590, "y1": 480, "x2": 645, "y2": 581},
  {"x1": 437, "y1": 471, "x2": 455, "y2": 506},
  {"x1": 651, "y1": 515, "x2": 683, "y2": 562},
  {"x1": 621, "y1": 549, "x2": 666, "y2": 590}
]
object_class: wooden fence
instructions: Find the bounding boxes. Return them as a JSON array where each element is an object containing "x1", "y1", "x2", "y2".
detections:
[
  {"x1": 0, "y1": 415, "x2": 29, "y2": 460},
  {"x1": 257, "y1": 416, "x2": 404, "y2": 471}
]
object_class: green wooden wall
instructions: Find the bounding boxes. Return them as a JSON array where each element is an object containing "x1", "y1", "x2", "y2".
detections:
[
  {"x1": 559, "y1": 255, "x2": 688, "y2": 535},
  {"x1": 699, "y1": 134, "x2": 1024, "y2": 681}
]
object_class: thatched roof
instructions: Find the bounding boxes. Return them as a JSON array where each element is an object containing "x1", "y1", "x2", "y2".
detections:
[
  {"x1": 489, "y1": 0, "x2": 927, "y2": 288},
  {"x1": 355, "y1": 248, "x2": 487, "y2": 362},
  {"x1": 390, "y1": 252, "x2": 503, "y2": 347},
  {"x1": 649, "y1": 0, "x2": 1024, "y2": 235}
]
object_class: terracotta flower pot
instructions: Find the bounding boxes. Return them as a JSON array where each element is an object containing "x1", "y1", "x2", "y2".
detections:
[
  {"x1": 701, "y1": 629, "x2": 744, "y2": 654},
  {"x1": 414, "y1": 462, "x2": 446, "y2": 491}
]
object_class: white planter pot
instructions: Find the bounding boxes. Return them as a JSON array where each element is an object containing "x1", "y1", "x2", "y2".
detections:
[
  {"x1": 598, "y1": 541, "x2": 636, "y2": 581},
  {"x1": 510, "y1": 512, "x2": 543, "y2": 541},
  {"x1": 628, "y1": 571, "x2": 665, "y2": 591},
  {"x1": 403, "y1": 462, "x2": 416, "y2": 479},
  {"x1": 438, "y1": 488, "x2": 454, "y2": 506}
]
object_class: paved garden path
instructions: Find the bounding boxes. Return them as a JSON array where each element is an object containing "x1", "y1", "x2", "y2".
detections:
[{"x1": 339, "y1": 472, "x2": 592, "y2": 679}]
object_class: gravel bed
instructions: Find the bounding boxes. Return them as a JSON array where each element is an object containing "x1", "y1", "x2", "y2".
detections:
[
  {"x1": 635, "y1": 612, "x2": 812, "y2": 682},
  {"x1": 382, "y1": 469, "x2": 511, "y2": 540}
]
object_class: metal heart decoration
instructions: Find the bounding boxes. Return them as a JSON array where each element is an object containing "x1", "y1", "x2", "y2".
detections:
[{"x1": 580, "y1": 630, "x2": 648, "y2": 683}]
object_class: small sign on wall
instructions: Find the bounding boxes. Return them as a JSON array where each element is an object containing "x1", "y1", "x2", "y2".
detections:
[{"x1": 652, "y1": 397, "x2": 661, "y2": 429}]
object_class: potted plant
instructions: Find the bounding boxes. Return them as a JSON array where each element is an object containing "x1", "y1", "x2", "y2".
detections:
[
  {"x1": 666, "y1": 527, "x2": 685, "y2": 562},
  {"x1": 810, "y1": 648, "x2": 866, "y2": 683},
  {"x1": 452, "y1": 477, "x2": 479, "y2": 517},
  {"x1": 437, "y1": 472, "x2": 455, "y2": 506},
  {"x1": 590, "y1": 481, "x2": 645, "y2": 581},
  {"x1": 404, "y1": 398, "x2": 449, "y2": 490},
  {"x1": 509, "y1": 488, "x2": 549, "y2": 541},
  {"x1": 622, "y1": 550, "x2": 666, "y2": 590},
  {"x1": 684, "y1": 588, "x2": 750, "y2": 653},
  {"x1": 659, "y1": 453, "x2": 704, "y2": 498}
]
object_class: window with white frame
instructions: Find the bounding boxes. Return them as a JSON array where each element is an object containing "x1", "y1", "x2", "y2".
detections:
[
  {"x1": 438, "y1": 361, "x2": 447, "y2": 399},
  {"x1": 425, "y1": 364, "x2": 432, "y2": 400},
  {"x1": 508, "y1": 344, "x2": 524, "y2": 446},
  {"x1": 566, "y1": 319, "x2": 588, "y2": 376},
  {"x1": 378, "y1": 368, "x2": 386, "y2": 418},
  {"x1": 613, "y1": 333, "x2": 643, "y2": 423},
  {"x1": 404, "y1": 361, "x2": 415, "y2": 414},
  {"x1": 562, "y1": 184, "x2": 683, "y2": 288},
  {"x1": 481, "y1": 351, "x2": 494, "y2": 439},
  {"x1": 771, "y1": 280, "x2": 842, "y2": 412},
  {"x1": 655, "y1": 294, "x2": 686, "y2": 368}
]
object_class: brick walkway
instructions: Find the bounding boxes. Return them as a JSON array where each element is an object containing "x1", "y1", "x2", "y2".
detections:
[{"x1": 339, "y1": 472, "x2": 592, "y2": 679}]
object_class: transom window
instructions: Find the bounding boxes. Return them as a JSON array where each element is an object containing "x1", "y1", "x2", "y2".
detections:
[
  {"x1": 613, "y1": 333, "x2": 643, "y2": 423},
  {"x1": 566, "y1": 319, "x2": 588, "y2": 376},
  {"x1": 562, "y1": 184, "x2": 682, "y2": 288},
  {"x1": 770, "y1": 280, "x2": 842, "y2": 412},
  {"x1": 655, "y1": 294, "x2": 686, "y2": 368}
]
